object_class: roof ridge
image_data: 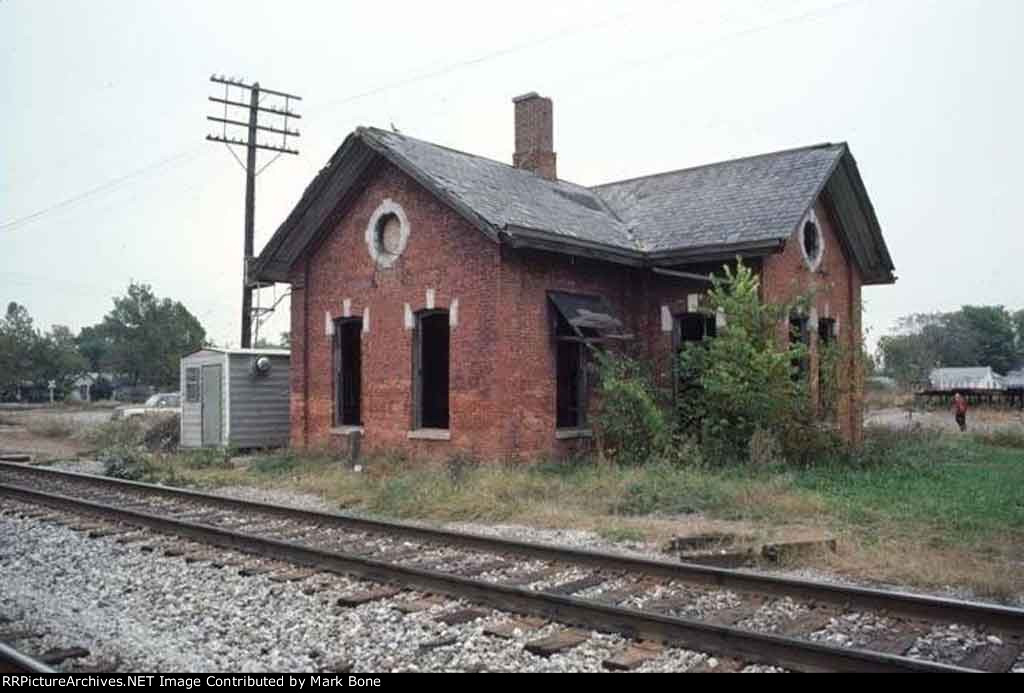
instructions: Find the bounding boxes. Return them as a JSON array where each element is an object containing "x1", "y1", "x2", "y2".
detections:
[
  {"x1": 359, "y1": 125, "x2": 527, "y2": 175},
  {"x1": 359, "y1": 126, "x2": 608, "y2": 196},
  {"x1": 590, "y1": 141, "x2": 847, "y2": 190}
]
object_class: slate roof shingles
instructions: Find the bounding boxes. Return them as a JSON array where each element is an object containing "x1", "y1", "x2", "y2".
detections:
[{"x1": 364, "y1": 127, "x2": 845, "y2": 254}]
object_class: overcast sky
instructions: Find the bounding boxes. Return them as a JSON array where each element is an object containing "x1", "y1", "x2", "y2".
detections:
[{"x1": 2, "y1": 0, "x2": 1022, "y2": 353}]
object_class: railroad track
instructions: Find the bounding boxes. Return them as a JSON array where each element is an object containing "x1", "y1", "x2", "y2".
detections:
[
  {"x1": 0, "y1": 641, "x2": 55, "y2": 674},
  {"x1": 1, "y1": 461, "x2": 1022, "y2": 673}
]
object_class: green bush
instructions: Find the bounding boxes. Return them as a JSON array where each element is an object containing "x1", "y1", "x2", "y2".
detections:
[
  {"x1": 676, "y1": 260, "x2": 816, "y2": 464},
  {"x1": 591, "y1": 351, "x2": 670, "y2": 466},
  {"x1": 101, "y1": 445, "x2": 156, "y2": 481}
]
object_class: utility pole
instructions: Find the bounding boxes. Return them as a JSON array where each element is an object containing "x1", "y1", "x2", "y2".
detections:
[{"x1": 206, "y1": 75, "x2": 301, "y2": 348}]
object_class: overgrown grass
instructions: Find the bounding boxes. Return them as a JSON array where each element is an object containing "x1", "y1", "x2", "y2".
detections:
[{"x1": 793, "y1": 432, "x2": 1024, "y2": 544}]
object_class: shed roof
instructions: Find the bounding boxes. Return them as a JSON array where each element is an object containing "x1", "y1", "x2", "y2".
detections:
[
  {"x1": 184, "y1": 347, "x2": 290, "y2": 359},
  {"x1": 929, "y1": 367, "x2": 1004, "y2": 390},
  {"x1": 254, "y1": 127, "x2": 895, "y2": 285}
]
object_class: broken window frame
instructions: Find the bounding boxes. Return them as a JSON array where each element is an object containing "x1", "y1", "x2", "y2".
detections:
[
  {"x1": 553, "y1": 309, "x2": 592, "y2": 430},
  {"x1": 411, "y1": 309, "x2": 450, "y2": 431},
  {"x1": 547, "y1": 291, "x2": 629, "y2": 431},
  {"x1": 790, "y1": 315, "x2": 811, "y2": 381},
  {"x1": 332, "y1": 317, "x2": 363, "y2": 427},
  {"x1": 671, "y1": 310, "x2": 717, "y2": 405}
]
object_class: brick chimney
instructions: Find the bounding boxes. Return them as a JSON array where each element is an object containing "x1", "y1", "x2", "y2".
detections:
[{"x1": 513, "y1": 92, "x2": 557, "y2": 180}]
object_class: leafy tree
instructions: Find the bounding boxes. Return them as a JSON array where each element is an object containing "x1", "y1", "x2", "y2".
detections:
[
  {"x1": 35, "y1": 325, "x2": 88, "y2": 392},
  {"x1": 89, "y1": 283, "x2": 206, "y2": 388},
  {"x1": 676, "y1": 261, "x2": 812, "y2": 462},
  {"x1": 0, "y1": 305, "x2": 87, "y2": 398},
  {"x1": 879, "y1": 305, "x2": 1022, "y2": 382},
  {"x1": 76, "y1": 324, "x2": 112, "y2": 372},
  {"x1": 0, "y1": 302, "x2": 40, "y2": 393}
]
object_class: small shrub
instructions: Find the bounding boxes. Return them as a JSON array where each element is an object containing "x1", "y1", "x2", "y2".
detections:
[
  {"x1": 143, "y1": 414, "x2": 180, "y2": 453},
  {"x1": 101, "y1": 445, "x2": 156, "y2": 481},
  {"x1": 748, "y1": 428, "x2": 784, "y2": 467},
  {"x1": 592, "y1": 351, "x2": 670, "y2": 465}
]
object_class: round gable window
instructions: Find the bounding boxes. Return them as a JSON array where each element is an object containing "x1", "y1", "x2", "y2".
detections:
[
  {"x1": 365, "y1": 199, "x2": 410, "y2": 268},
  {"x1": 799, "y1": 213, "x2": 824, "y2": 271}
]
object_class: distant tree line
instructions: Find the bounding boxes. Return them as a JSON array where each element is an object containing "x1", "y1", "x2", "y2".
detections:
[
  {"x1": 878, "y1": 306, "x2": 1024, "y2": 385},
  {"x1": 0, "y1": 282, "x2": 207, "y2": 400}
]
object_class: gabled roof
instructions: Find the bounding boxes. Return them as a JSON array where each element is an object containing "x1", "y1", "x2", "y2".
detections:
[
  {"x1": 254, "y1": 127, "x2": 895, "y2": 284},
  {"x1": 594, "y1": 144, "x2": 845, "y2": 254}
]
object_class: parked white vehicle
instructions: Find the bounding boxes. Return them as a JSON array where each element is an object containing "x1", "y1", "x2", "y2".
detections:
[{"x1": 111, "y1": 393, "x2": 181, "y2": 420}]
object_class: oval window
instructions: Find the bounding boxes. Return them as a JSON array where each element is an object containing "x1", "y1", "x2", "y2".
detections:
[{"x1": 801, "y1": 219, "x2": 824, "y2": 270}]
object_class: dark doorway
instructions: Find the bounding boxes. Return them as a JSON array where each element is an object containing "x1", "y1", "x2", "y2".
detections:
[
  {"x1": 414, "y1": 311, "x2": 449, "y2": 429},
  {"x1": 556, "y1": 340, "x2": 585, "y2": 429},
  {"x1": 333, "y1": 318, "x2": 362, "y2": 426}
]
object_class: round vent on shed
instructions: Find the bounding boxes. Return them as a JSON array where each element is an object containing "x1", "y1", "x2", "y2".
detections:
[{"x1": 252, "y1": 355, "x2": 273, "y2": 376}]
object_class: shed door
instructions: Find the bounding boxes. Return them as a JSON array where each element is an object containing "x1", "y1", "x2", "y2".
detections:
[{"x1": 201, "y1": 364, "x2": 223, "y2": 446}]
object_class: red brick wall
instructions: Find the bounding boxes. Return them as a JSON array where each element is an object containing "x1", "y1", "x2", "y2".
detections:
[
  {"x1": 290, "y1": 161, "x2": 502, "y2": 457},
  {"x1": 289, "y1": 166, "x2": 866, "y2": 457},
  {"x1": 761, "y1": 199, "x2": 864, "y2": 443},
  {"x1": 493, "y1": 248, "x2": 635, "y2": 457}
]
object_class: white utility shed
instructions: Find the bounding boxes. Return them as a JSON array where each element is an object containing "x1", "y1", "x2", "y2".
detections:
[{"x1": 180, "y1": 348, "x2": 290, "y2": 449}]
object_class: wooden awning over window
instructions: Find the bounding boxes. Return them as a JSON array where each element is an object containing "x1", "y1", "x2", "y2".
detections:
[{"x1": 548, "y1": 291, "x2": 632, "y2": 341}]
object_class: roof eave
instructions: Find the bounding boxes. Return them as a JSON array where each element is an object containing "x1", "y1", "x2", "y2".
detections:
[{"x1": 501, "y1": 225, "x2": 646, "y2": 267}]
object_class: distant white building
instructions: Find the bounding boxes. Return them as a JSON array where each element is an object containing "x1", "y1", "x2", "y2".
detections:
[
  {"x1": 1005, "y1": 369, "x2": 1024, "y2": 389},
  {"x1": 929, "y1": 367, "x2": 1004, "y2": 391}
]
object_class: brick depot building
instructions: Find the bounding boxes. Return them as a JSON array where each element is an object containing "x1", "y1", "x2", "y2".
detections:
[{"x1": 253, "y1": 93, "x2": 895, "y2": 458}]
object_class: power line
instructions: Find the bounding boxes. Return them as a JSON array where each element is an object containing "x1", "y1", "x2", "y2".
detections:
[
  {"x1": 1, "y1": 0, "x2": 865, "y2": 240},
  {"x1": 0, "y1": 148, "x2": 205, "y2": 233}
]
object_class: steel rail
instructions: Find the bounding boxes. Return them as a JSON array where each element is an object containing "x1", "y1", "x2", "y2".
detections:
[
  {"x1": 2, "y1": 461, "x2": 1023, "y2": 634},
  {"x1": 0, "y1": 482, "x2": 975, "y2": 673},
  {"x1": 0, "y1": 641, "x2": 56, "y2": 674}
]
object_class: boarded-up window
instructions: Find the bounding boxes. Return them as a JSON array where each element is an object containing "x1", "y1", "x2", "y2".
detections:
[{"x1": 185, "y1": 367, "x2": 200, "y2": 403}]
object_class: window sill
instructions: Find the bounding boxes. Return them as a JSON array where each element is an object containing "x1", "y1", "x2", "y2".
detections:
[
  {"x1": 407, "y1": 428, "x2": 451, "y2": 441},
  {"x1": 330, "y1": 426, "x2": 364, "y2": 436},
  {"x1": 556, "y1": 428, "x2": 593, "y2": 440}
]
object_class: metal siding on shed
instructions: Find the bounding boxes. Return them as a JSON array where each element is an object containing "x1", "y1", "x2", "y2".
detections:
[
  {"x1": 180, "y1": 351, "x2": 228, "y2": 448},
  {"x1": 227, "y1": 353, "x2": 291, "y2": 448}
]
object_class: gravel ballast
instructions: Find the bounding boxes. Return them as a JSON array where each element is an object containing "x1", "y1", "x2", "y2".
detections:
[{"x1": 0, "y1": 513, "x2": 721, "y2": 673}]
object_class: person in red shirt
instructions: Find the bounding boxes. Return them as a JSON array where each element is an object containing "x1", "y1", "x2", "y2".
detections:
[{"x1": 952, "y1": 392, "x2": 968, "y2": 432}]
